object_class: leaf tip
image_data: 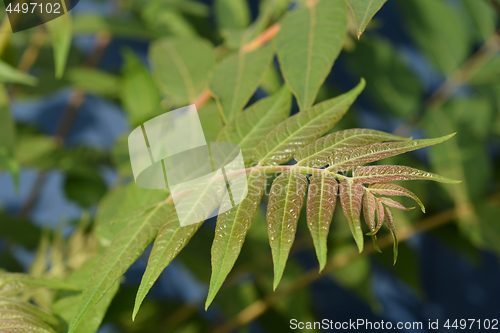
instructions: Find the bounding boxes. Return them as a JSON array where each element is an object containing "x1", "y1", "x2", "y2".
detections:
[
  {"x1": 371, "y1": 235, "x2": 382, "y2": 253},
  {"x1": 272, "y1": 274, "x2": 283, "y2": 291},
  {"x1": 131, "y1": 305, "x2": 140, "y2": 321},
  {"x1": 355, "y1": 239, "x2": 364, "y2": 253},
  {"x1": 205, "y1": 289, "x2": 217, "y2": 311}
]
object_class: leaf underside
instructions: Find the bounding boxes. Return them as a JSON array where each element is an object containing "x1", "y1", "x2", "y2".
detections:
[
  {"x1": 339, "y1": 178, "x2": 365, "y2": 252},
  {"x1": 306, "y1": 173, "x2": 338, "y2": 272},
  {"x1": 295, "y1": 128, "x2": 409, "y2": 167},
  {"x1": 133, "y1": 208, "x2": 201, "y2": 319},
  {"x1": 267, "y1": 171, "x2": 308, "y2": 289},
  {"x1": 206, "y1": 171, "x2": 267, "y2": 308},
  {"x1": 254, "y1": 79, "x2": 365, "y2": 165},
  {"x1": 217, "y1": 87, "x2": 291, "y2": 165}
]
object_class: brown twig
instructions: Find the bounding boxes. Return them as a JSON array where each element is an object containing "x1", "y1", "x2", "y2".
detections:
[
  {"x1": 17, "y1": 28, "x2": 47, "y2": 73},
  {"x1": 241, "y1": 23, "x2": 281, "y2": 53},
  {"x1": 193, "y1": 90, "x2": 212, "y2": 109}
]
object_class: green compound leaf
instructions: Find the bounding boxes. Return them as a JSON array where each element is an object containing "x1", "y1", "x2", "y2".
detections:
[
  {"x1": 210, "y1": 45, "x2": 274, "y2": 121},
  {"x1": 206, "y1": 171, "x2": 267, "y2": 309},
  {"x1": 276, "y1": 0, "x2": 348, "y2": 110},
  {"x1": 339, "y1": 178, "x2": 365, "y2": 253},
  {"x1": 352, "y1": 165, "x2": 461, "y2": 184},
  {"x1": 267, "y1": 171, "x2": 308, "y2": 290},
  {"x1": 133, "y1": 209, "x2": 201, "y2": 320},
  {"x1": 217, "y1": 86, "x2": 291, "y2": 165},
  {"x1": 68, "y1": 203, "x2": 172, "y2": 333},
  {"x1": 254, "y1": 79, "x2": 365, "y2": 165},
  {"x1": 296, "y1": 128, "x2": 408, "y2": 167},
  {"x1": 306, "y1": 173, "x2": 338, "y2": 272},
  {"x1": 383, "y1": 206, "x2": 398, "y2": 264},
  {"x1": 149, "y1": 37, "x2": 215, "y2": 105},
  {"x1": 328, "y1": 134, "x2": 455, "y2": 172},
  {"x1": 369, "y1": 183, "x2": 425, "y2": 213},
  {"x1": 347, "y1": 0, "x2": 388, "y2": 38}
]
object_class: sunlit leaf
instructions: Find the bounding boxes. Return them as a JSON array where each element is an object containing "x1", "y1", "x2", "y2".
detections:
[
  {"x1": 352, "y1": 165, "x2": 461, "y2": 184},
  {"x1": 0, "y1": 319, "x2": 55, "y2": 333},
  {"x1": 339, "y1": 178, "x2": 364, "y2": 252},
  {"x1": 0, "y1": 298, "x2": 58, "y2": 328},
  {"x1": 254, "y1": 79, "x2": 365, "y2": 165},
  {"x1": 296, "y1": 128, "x2": 408, "y2": 167},
  {"x1": 328, "y1": 134, "x2": 455, "y2": 172},
  {"x1": 275, "y1": 0, "x2": 348, "y2": 110},
  {"x1": 133, "y1": 209, "x2": 201, "y2": 320},
  {"x1": 206, "y1": 171, "x2": 267, "y2": 308},
  {"x1": 369, "y1": 183, "x2": 425, "y2": 212},
  {"x1": 306, "y1": 173, "x2": 338, "y2": 271},
  {"x1": 347, "y1": 0, "x2": 387, "y2": 38},
  {"x1": 210, "y1": 45, "x2": 274, "y2": 121},
  {"x1": 267, "y1": 171, "x2": 308, "y2": 289},
  {"x1": 217, "y1": 86, "x2": 291, "y2": 165}
]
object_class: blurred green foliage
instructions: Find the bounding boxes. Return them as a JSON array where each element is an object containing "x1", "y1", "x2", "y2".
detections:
[{"x1": 0, "y1": 0, "x2": 499, "y2": 332}]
